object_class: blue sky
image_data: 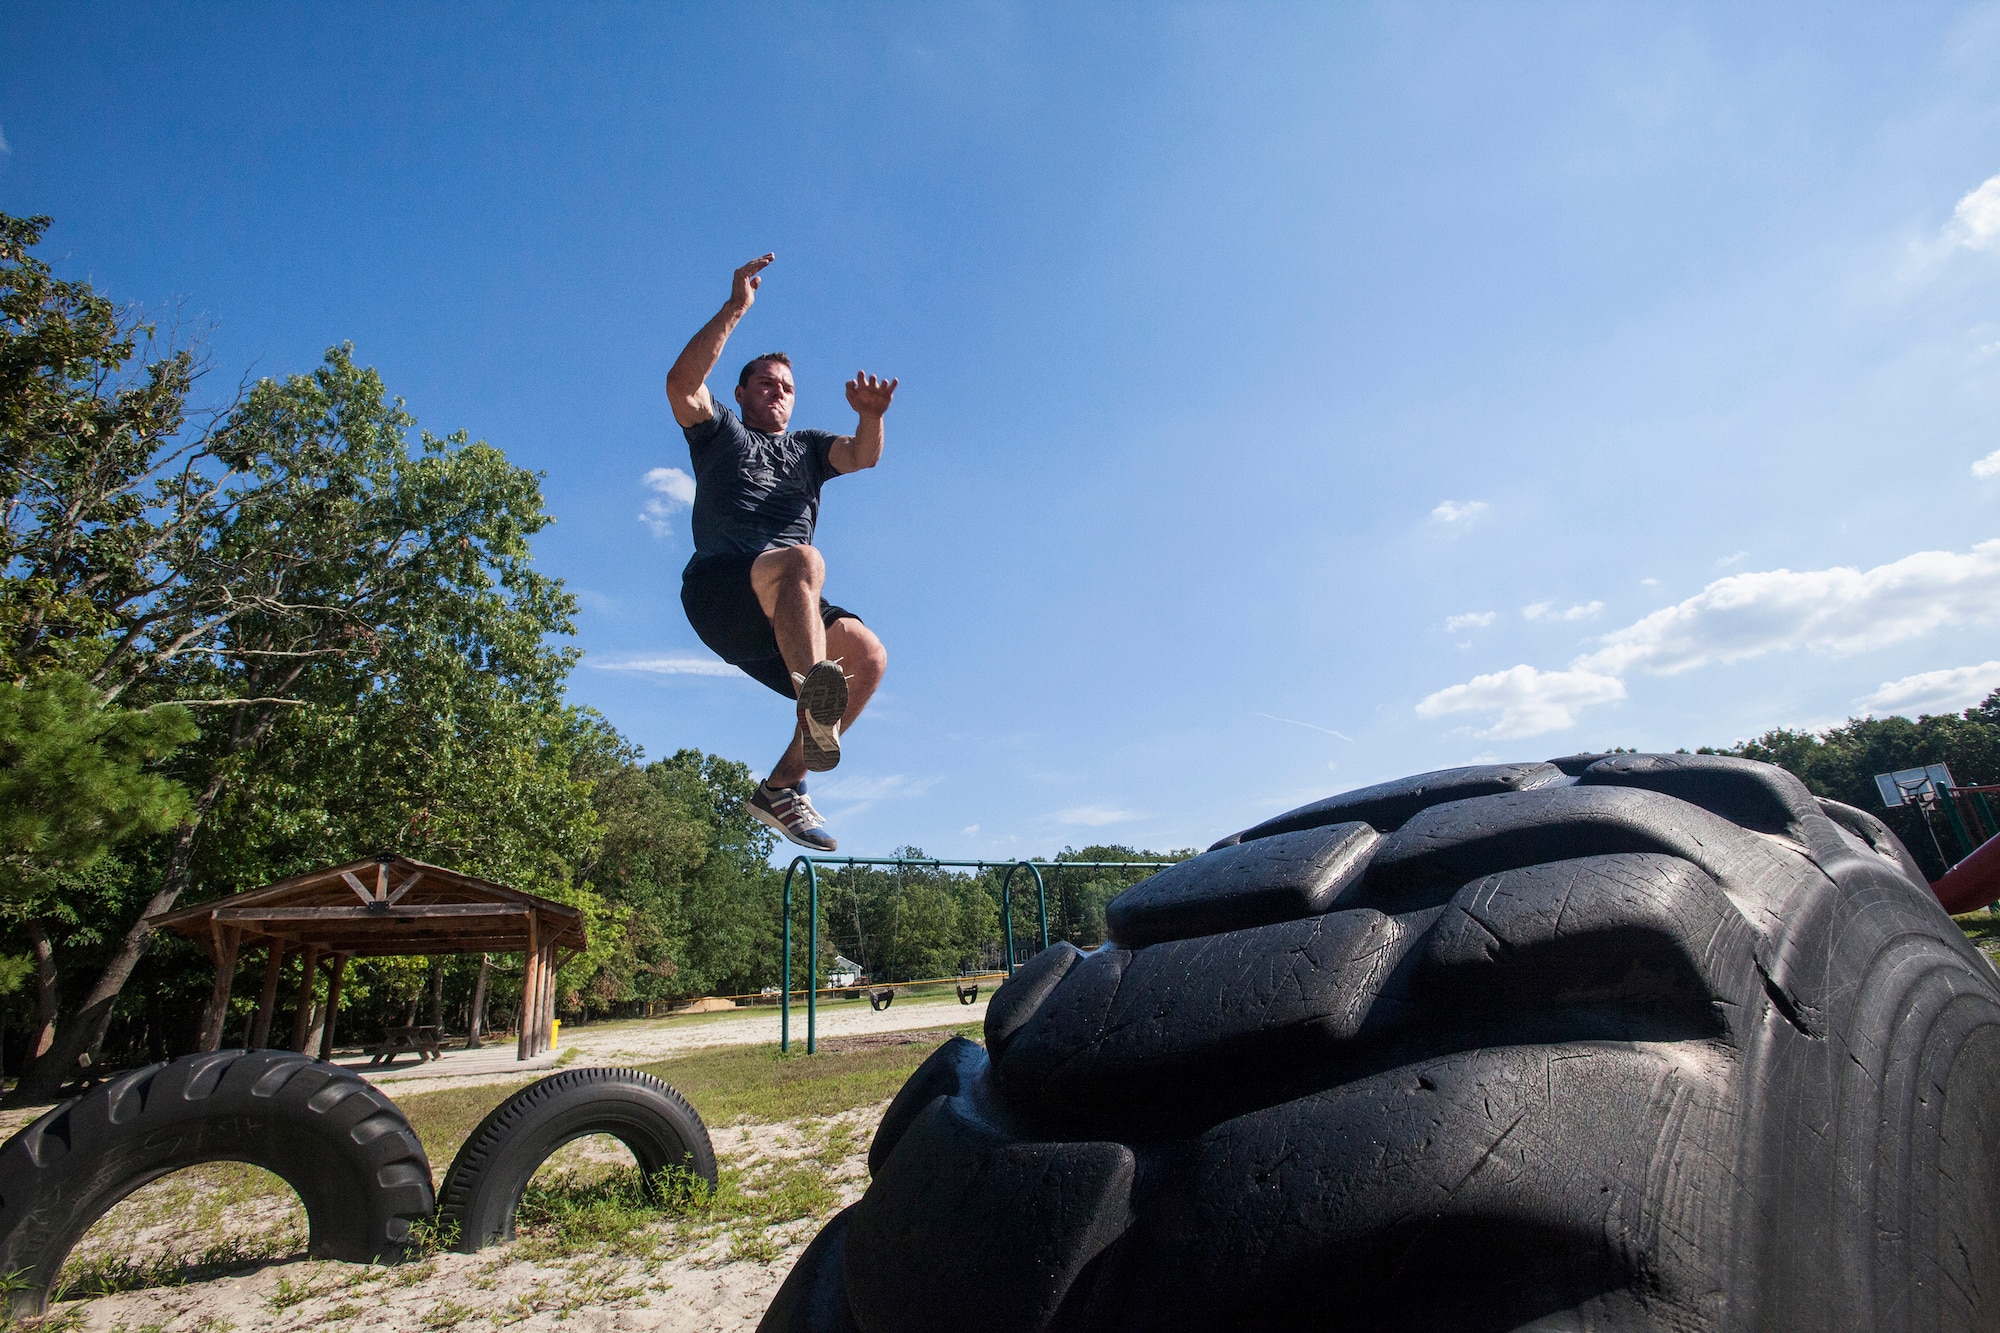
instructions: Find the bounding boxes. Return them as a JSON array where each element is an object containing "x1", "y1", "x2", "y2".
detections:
[{"x1": 8, "y1": 3, "x2": 2000, "y2": 858}]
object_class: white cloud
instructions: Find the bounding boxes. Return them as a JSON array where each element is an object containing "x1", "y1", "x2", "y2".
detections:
[
  {"x1": 0, "y1": 125, "x2": 10, "y2": 157},
  {"x1": 1054, "y1": 805, "x2": 1145, "y2": 826},
  {"x1": 1522, "y1": 600, "x2": 1603, "y2": 622},
  {"x1": 815, "y1": 773, "x2": 941, "y2": 803},
  {"x1": 1415, "y1": 665, "x2": 1626, "y2": 739},
  {"x1": 1974, "y1": 448, "x2": 2000, "y2": 479},
  {"x1": 1445, "y1": 611, "x2": 1496, "y2": 632},
  {"x1": 812, "y1": 772, "x2": 942, "y2": 816},
  {"x1": 1418, "y1": 539, "x2": 2000, "y2": 737},
  {"x1": 1951, "y1": 173, "x2": 2000, "y2": 252},
  {"x1": 1856, "y1": 661, "x2": 2000, "y2": 717},
  {"x1": 644, "y1": 466, "x2": 696, "y2": 503},
  {"x1": 961, "y1": 824, "x2": 980, "y2": 836},
  {"x1": 1431, "y1": 499, "x2": 1489, "y2": 524},
  {"x1": 639, "y1": 466, "x2": 696, "y2": 537},
  {"x1": 1715, "y1": 551, "x2": 1748, "y2": 568},
  {"x1": 1579, "y1": 540, "x2": 2000, "y2": 677},
  {"x1": 590, "y1": 655, "x2": 740, "y2": 677}
]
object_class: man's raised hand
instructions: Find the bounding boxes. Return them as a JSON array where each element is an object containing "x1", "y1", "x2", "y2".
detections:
[
  {"x1": 731, "y1": 254, "x2": 775, "y2": 312},
  {"x1": 845, "y1": 371, "x2": 899, "y2": 418}
]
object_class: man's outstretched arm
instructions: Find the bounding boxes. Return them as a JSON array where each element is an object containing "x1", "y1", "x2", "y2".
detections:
[
  {"x1": 665, "y1": 254, "x2": 772, "y2": 428},
  {"x1": 829, "y1": 372, "x2": 899, "y2": 473}
]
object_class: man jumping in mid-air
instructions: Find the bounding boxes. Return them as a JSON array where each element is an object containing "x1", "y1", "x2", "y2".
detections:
[{"x1": 665, "y1": 253, "x2": 895, "y2": 852}]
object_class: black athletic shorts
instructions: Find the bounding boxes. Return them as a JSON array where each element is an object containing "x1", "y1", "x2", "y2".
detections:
[{"x1": 681, "y1": 551, "x2": 861, "y2": 700}]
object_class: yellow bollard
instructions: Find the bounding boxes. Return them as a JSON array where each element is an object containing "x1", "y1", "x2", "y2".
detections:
[{"x1": 551, "y1": 1019, "x2": 561, "y2": 1048}]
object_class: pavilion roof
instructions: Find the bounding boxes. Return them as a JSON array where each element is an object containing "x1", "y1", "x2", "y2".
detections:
[{"x1": 151, "y1": 854, "x2": 588, "y2": 961}]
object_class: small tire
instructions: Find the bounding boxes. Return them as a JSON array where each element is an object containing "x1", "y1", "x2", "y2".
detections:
[
  {"x1": 436, "y1": 1066, "x2": 716, "y2": 1251},
  {"x1": 0, "y1": 1049, "x2": 434, "y2": 1316}
]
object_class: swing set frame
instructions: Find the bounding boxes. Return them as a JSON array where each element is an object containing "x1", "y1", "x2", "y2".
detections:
[{"x1": 777, "y1": 855, "x2": 1178, "y2": 1053}]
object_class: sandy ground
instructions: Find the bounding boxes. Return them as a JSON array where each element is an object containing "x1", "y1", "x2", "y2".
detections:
[
  {"x1": 47, "y1": 1108, "x2": 880, "y2": 1333},
  {"x1": 8, "y1": 1003, "x2": 990, "y2": 1331}
]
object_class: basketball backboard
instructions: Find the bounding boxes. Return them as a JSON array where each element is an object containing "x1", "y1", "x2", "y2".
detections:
[{"x1": 1875, "y1": 763, "x2": 1957, "y2": 808}]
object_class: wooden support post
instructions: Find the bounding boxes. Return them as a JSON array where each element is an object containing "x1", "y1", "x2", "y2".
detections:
[
  {"x1": 248, "y1": 939, "x2": 287, "y2": 1049},
  {"x1": 465, "y1": 953, "x2": 490, "y2": 1050},
  {"x1": 539, "y1": 939, "x2": 557, "y2": 1054},
  {"x1": 427, "y1": 956, "x2": 445, "y2": 1029},
  {"x1": 531, "y1": 934, "x2": 549, "y2": 1056},
  {"x1": 289, "y1": 944, "x2": 322, "y2": 1053},
  {"x1": 197, "y1": 926, "x2": 242, "y2": 1052},
  {"x1": 318, "y1": 954, "x2": 348, "y2": 1062},
  {"x1": 517, "y1": 913, "x2": 540, "y2": 1061}
]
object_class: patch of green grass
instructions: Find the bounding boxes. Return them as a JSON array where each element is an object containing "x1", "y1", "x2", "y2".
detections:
[
  {"x1": 512, "y1": 1168, "x2": 679, "y2": 1259},
  {"x1": 266, "y1": 1272, "x2": 324, "y2": 1311},
  {"x1": 510, "y1": 1130, "x2": 848, "y2": 1264},
  {"x1": 402, "y1": 1214, "x2": 460, "y2": 1261},
  {"x1": 727, "y1": 1231, "x2": 783, "y2": 1264},
  {"x1": 631, "y1": 1024, "x2": 978, "y2": 1125},
  {"x1": 11, "y1": 1306, "x2": 85, "y2": 1333},
  {"x1": 419, "y1": 1298, "x2": 478, "y2": 1329},
  {"x1": 1956, "y1": 912, "x2": 2000, "y2": 953},
  {"x1": 392, "y1": 1079, "x2": 537, "y2": 1168},
  {"x1": 52, "y1": 1230, "x2": 304, "y2": 1303}
]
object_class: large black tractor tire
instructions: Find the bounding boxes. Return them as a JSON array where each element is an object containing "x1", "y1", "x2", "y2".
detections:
[
  {"x1": 0, "y1": 1049, "x2": 434, "y2": 1316},
  {"x1": 762, "y1": 753, "x2": 2000, "y2": 1333},
  {"x1": 437, "y1": 1067, "x2": 716, "y2": 1251}
]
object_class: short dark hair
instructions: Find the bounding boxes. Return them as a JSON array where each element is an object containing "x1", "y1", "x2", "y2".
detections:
[{"x1": 737, "y1": 352, "x2": 794, "y2": 388}]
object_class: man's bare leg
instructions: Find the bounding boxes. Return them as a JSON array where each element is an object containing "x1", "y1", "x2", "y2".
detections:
[
  {"x1": 749, "y1": 545, "x2": 828, "y2": 680},
  {"x1": 767, "y1": 617, "x2": 887, "y2": 790}
]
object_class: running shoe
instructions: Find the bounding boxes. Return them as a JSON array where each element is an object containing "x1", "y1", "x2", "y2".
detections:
[
  {"x1": 749, "y1": 780, "x2": 837, "y2": 851},
  {"x1": 794, "y1": 659, "x2": 849, "y2": 773}
]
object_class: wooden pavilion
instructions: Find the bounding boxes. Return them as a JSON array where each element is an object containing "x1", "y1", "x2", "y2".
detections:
[{"x1": 152, "y1": 854, "x2": 587, "y2": 1063}]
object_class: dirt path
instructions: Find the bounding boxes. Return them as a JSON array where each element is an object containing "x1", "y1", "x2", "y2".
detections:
[{"x1": 560, "y1": 996, "x2": 988, "y2": 1063}]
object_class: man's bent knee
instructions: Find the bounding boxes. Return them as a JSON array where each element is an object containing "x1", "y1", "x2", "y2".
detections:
[
  {"x1": 753, "y1": 543, "x2": 825, "y2": 587},
  {"x1": 750, "y1": 547, "x2": 826, "y2": 619},
  {"x1": 830, "y1": 620, "x2": 887, "y2": 683}
]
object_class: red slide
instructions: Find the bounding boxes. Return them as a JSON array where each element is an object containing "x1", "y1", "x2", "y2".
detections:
[{"x1": 1932, "y1": 832, "x2": 2000, "y2": 915}]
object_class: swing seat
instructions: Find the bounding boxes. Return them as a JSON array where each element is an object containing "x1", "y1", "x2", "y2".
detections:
[
  {"x1": 956, "y1": 983, "x2": 980, "y2": 1005},
  {"x1": 868, "y1": 988, "x2": 895, "y2": 1011}
]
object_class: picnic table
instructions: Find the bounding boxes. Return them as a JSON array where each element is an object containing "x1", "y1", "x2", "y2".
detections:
[{"x1": 369, "y1": 1024, "x2": 445, "y2": 1065}]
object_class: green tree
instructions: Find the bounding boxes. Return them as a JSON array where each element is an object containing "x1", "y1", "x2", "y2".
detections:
[
  {"x1": 652, "y1": 750, "x2": 780, "y2": 998},
  {"x1": 2, "y1": 211, "x2": 589, "y2": 1094},
  {"x1": 1704, "y1": 690, "x2": 2000, "y2": 880},
  {"x1": 0, "y1": 672, "x2": 193, "y2": 898}
]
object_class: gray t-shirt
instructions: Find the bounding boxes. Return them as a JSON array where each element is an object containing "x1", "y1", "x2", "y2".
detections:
[{"x1": 683, "y1": 406, "x2": 842, "y2": 558}]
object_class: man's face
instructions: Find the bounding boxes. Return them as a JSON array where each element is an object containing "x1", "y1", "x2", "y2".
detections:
[{"x1": 735, "y1": 362, "x2": 796, "y2": 433}]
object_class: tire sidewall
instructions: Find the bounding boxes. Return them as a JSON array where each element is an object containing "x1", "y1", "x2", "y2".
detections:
[{"x1": 441, "y1": 1071, "x2": 715, "y2": 1250}]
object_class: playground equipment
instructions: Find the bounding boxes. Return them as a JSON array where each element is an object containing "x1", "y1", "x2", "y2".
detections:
[
  {"x1": 777, "y1": 856, "x2": 1178, "y2": 1053},
  {"x1": 1875, "y1": 762, "x2": 2000, "y2": 864},
  {"x1": 439, "y1": 1066, "x2": 715, "y2": 1251},
  {"x1": 0, "y1": 1053, "x2": 715, "y2": 1312},
  {"x1": 764, "y1": 754, "x2": 2000, "y2": 1332},
  {"x1": 0, "y1": 1050, "x2": 434, "y2": 1316}
]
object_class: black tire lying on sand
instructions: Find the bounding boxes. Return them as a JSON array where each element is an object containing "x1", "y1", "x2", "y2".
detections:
[
  {"x1": 437, "y1": 1067, "x2": 716, "y2": 1251},
  {"x1": 761, "y1": 753, "x2": 2000, "y2": 1333},
  {"x1": 0, "y1": 1049, "x2": 434, "y2": 1317}
]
